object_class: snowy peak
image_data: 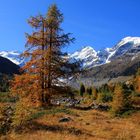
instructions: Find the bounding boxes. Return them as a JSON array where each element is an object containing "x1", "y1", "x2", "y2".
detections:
[
  {"x1": 70, "y1": 46, "x2": 99, "y2": 68},
  {"x1": 106, "y1": 36, "x2": 140, "y2": 62},
  {"x1": 0, "y1": 51, "x2": 24, "y2": 66},
  {"x1": 71, "y1": 46, "x2": 97, "y2": 59},
  {"x1": 116, "y1": 36, "x2": 140, "y2": 48}
]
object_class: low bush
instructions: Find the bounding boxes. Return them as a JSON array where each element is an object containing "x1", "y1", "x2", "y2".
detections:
[
  {"x1": 97, "y1": 92, "x2": 113, "y2": 103},
  {"x1": 12, "y1": 98, "x2": 37, "y2": 130}
]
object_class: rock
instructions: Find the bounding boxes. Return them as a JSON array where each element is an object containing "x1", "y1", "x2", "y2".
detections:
[
  {"x1": 59, "y1": 117, "x2": 72, "y2": 123},
  {"x1": 106, "y1": 121, "x2": 111, "y2": 123},
  {"x1": 66, "y1": 102, "x2": 74, "y2": 107},
  {"x1": 51, "y1": 100, "x2": 60, "y2": 106},
  {"x1": 98, "y1": 104, "x2": 109, "y2": 111},
  {"x1": 51, "y1": 97, "x2": 81, "y2": 107},
  {"x1": 91, "y1": 103, "x2": 98, "y2": 109},
  {"x1": 91, "y1": 103, "x2": 110, "y2": 111},
  {"x1": 86, "y1": 122, "x2": 90, "y2": 125}
]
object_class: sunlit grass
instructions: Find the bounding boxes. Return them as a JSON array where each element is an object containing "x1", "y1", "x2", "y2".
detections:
[{"x1": 1, "y1": 108, "x2": 139, "y2": 140}]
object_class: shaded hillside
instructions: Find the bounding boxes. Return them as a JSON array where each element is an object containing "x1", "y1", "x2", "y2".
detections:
[
  {"x1": 0, "y1": 56, "x2": 20, "y2": 74},
  {"x1": 70, "y1": 53, "x2": 140, "y2": 87},
  {"x1": 84, "y1": 53, "x2": 140, "y2": 79}
]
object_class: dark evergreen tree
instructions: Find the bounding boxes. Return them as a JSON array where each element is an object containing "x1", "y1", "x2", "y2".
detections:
[{"x1": 80, "y1": 83, "x2": 85, "y2": 97}]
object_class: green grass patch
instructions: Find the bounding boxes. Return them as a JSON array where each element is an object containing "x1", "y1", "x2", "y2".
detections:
[{"x1": 30, "y1": 107, "x2": 75, "y2": 120}]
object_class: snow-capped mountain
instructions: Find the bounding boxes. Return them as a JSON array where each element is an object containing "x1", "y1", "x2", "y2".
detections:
[
  {"x1": 1, "y1": 36, "x2": 140, "y2": 69},
  {"x1": 70, "y1": 46, "x2": 100, "y2": 68},
  {"x1": 70, "y1": 36, "x2": 140, "y2": 68},
  {"x1": 105, "y1": 37, "x2": 140, "y2": 63},
  {"x1": 0, "y1": 51, "x2": 24, "y2": 66}
]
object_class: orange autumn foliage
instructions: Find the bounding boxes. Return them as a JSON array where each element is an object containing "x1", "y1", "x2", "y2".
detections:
[{"x1": 11, "y1": 74, "x2": 41, "y2": 106}]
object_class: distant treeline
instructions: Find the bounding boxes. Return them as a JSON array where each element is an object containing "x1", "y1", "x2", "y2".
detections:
[{"x1": 0, "y1": 73, "x2": 11, "y2": 92}]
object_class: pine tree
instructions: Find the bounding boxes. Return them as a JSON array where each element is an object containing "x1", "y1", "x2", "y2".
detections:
[
  {"x1": 11, "y1": 4, "x2": 80, "y2": 106},
  {"x1": 80, "y1": 83, "x2": 85, "y2": 97}
]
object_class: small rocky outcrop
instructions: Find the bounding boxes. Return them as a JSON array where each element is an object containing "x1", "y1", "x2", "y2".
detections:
[{"x1": 59, "y1": 117, "x2": 72, "y2": 123}]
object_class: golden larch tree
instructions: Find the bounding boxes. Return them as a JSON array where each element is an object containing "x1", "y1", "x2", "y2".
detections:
[{"x1": 11, "y1": 4, "x2": 80, "y2": 106}]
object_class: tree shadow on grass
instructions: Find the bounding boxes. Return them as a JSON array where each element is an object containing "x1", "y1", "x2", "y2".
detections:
[{"x1": 16, "y1": 121, "x2": 94, "y2": 137}]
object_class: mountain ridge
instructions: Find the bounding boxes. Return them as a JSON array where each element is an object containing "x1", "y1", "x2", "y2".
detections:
[
  {"x1": 0, "y1": 36, "x2": 140, "y2": 69},
  {"x1": 69, "y1": 36, "x2": 140, "y2": 68}
]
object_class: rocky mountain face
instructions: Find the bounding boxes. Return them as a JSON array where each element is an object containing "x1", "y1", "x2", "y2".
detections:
[{"x1": 77, "y1": 54, "x2": 140, "y2": 86}]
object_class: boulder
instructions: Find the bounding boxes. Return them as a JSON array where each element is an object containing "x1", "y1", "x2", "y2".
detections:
[{"x1": 59, "y1": 117, "x2": 72, "y2": 123}]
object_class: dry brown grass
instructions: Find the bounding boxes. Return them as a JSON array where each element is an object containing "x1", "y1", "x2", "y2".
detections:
[{"x1": 1, "y1": 108, "x2": 140, "y2": 140}]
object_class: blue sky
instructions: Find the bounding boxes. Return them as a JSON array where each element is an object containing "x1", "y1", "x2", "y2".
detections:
[{"x1": 0, "y1": 0, "x2": 140, "y2": 53}]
